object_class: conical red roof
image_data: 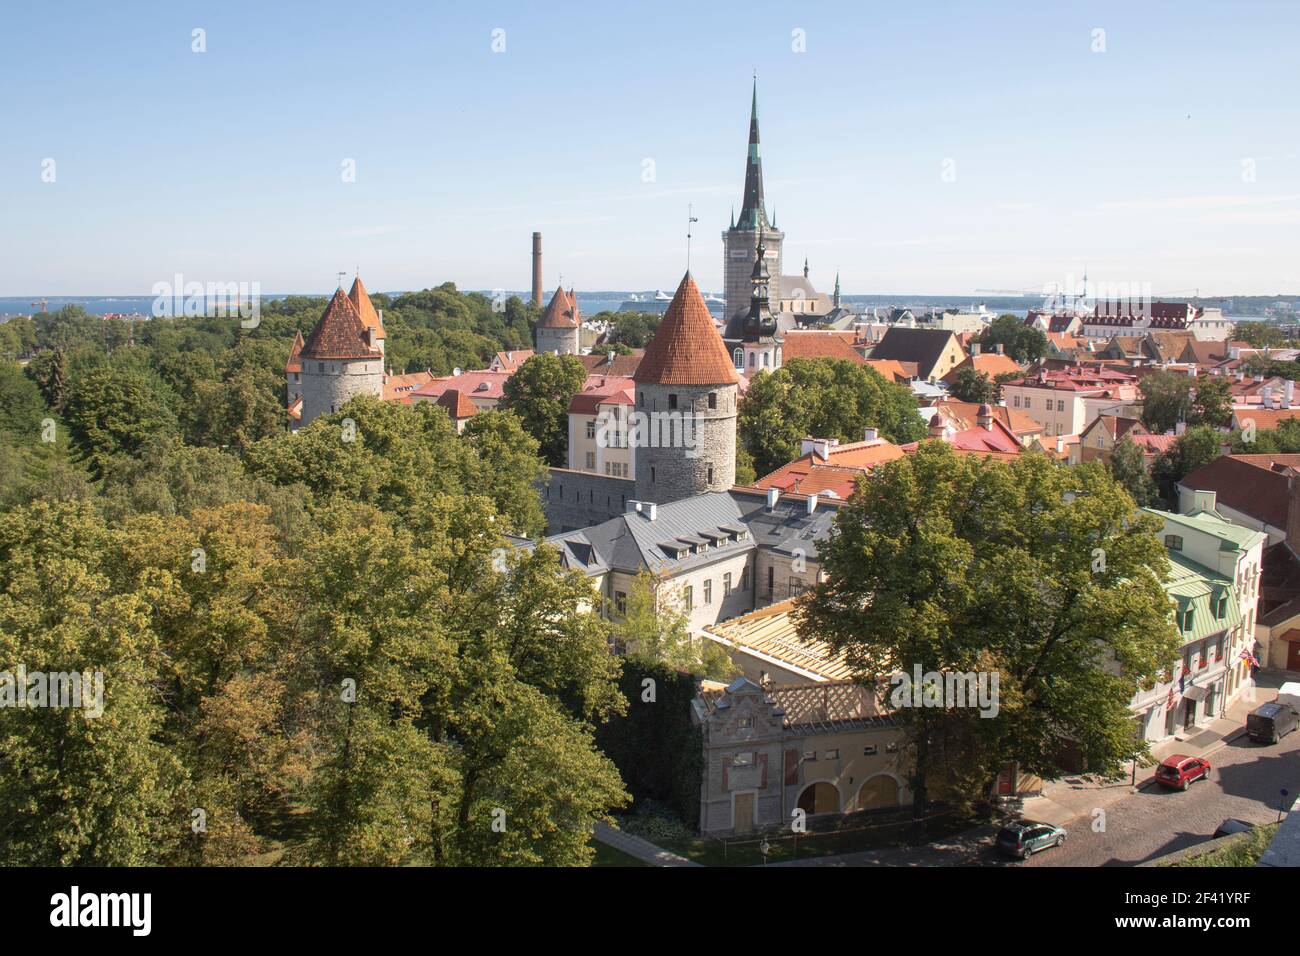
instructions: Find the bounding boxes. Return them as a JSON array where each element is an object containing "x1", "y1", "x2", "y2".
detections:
[
  {"x1": 285, "y1": 329, "x2": 305, "y2": 373},
  {"x1": 634, "y1": 272, "x2": 739, "y2": 386},
  {"x1": 537, "y1": 285, "x2": 579, "y2": 329},
  {"x1": 348, "y1": 276, "x2": 385, "y2": 339},
  {"x1": 301, "y1": 289, "x2": 383, "y2": 361}
]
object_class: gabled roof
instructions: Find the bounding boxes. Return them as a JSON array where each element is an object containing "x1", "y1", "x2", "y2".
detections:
[
  {"x1": 492, "y1": 349, "x2": 535, "y2": 372},
  {"x1": 868, "y1": 327, "x2": 959, "y2": 379},
  {"x1": 285, "y1": 330, "x2": 304, "y2": 373},
  {"x1": 754, "y1": 438, "x2": 906, "y2": 499},
  {"x1": 634, "y1": 272, "x2": 740, "y2": 386},
  {"x1": 782, "y1": 330, "x2": 866, "y2": 365},
  {"x1": 1232, "y1": 407, "x2": 1300, "y2": 430},
  {"x1": 537, "y1": 286, "x2": 580, "y2": 329},
  {"x1": 1179, "y1": 454, "x2": 1300, "y2": 530},
  {"x1": 300, "y1": 289, "x2": 383, "y2": 361},
  {"x1": 705, "y1": 599, "x2": 854, "y2": 682},
  {"x1": 934, "y1": 400, "x2": 1041, "y2": 437},
  {"x1": 348, "y1": 276, "x2": 384, "y2": 340},
  {"x1": 578, "y1": 351, "x2": 643, "y2": 378},
  {"x1": 864, "y1": 358, "x2": 917, "y2": 383},
  {"x1": 383, "y1": 370, "x2": 437, "y2": 402},
  {"x1": 941, "y1": 352, "x2": 1022, "y2": 383}
]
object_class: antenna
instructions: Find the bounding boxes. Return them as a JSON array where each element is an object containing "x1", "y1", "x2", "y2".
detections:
[
  {"x1": 336, "y1": 271, "x2": 347, "y2": 289},
  {"x1": 686, "y1": 203, "x2": 699, "y2": 271}
]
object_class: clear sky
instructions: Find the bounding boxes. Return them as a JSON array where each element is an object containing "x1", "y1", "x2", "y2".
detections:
[{"x1": 4, "y1": 0, "x2": 1299, "y2": 297}]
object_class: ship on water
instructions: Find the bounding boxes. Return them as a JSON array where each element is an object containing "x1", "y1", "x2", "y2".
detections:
[{"x1": 619, "y1": 289, "x2": 725, "y2": 315}]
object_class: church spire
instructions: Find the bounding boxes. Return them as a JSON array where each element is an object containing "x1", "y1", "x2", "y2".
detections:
[
  {"x1": 833, "y1": 271, "x2": 841, "y2": 309},
  {"x1": 737, "y1": 78, "x2": 770, "y2": 231}
]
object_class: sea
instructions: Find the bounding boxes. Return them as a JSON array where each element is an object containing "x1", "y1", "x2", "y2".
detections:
[
  {"x1": 1, "y1": 292, "x2": 1045, "y2": 320},
  {"x1": 0, "y1": 293, "x2": 1266, "y2": 323}
]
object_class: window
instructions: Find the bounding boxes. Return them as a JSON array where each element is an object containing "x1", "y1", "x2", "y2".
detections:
[
  {"x1": 885, "y1": 742, "x2": 899, "y2": 753},
  {"x1": 1165, "y1": 534, "x2": 1183, "y2": 551},
  {"x1": 1057, "y1": 399, "x2": 1065, "y2": 412},
  {"x1": 749, "y1": 352, "x2": 755, "y2": 368},
  {"x1": 863, "y1": 744, "x2": 878, "y2": 756},
  {"x1": 650, "y1": 466, "x2": 655, "y2": 483},
  {"x1": 708, "y1": 392, "x2": 717, "y2": 409},
  {"x1": 668, "y1": 394, "x2": 678, "y2": 410},
  {"x1": 638, "y1": 391, "x2": 644, "y2": 407},
  {"x1": 723, "y1": 572, "x2": 732, "y2": 596},
  {"x1": 741, "y1": 566, "x2": 749, "y2": 590},
  {"x1": 684, "y1": 586, "x2": 693, "y2": 611},
  {"x1": 586, "y1": 452, "x2": 595, "y2": 469},
  {"x1": 738, "y1": 718, "x2": 753, "y2": 730},
  {"x1": 707, "y1": 466, "x2": 714, "y2": 484},
  {"x1": 703, "y1": 579, "x2": 712, "y2": 605},
  {"x1": 802, "y1": 751, "x2": 817, "y2": 761},
  {"x1": 824, "y1": 749, "x2": 839, "y2": 760},
  {"x1": 1024, "y1": 397, "x2": 1031, "y2": 409},
  {"x1": 1014, "y1": 395, "x2": 1021, "y2": 408},
  {"x1": 614, "y1": 591, "x2": 627, "y2": 614},
  {"x1": 733, "y1": 348, "x2": 743, "y2": 369},
  {"x1": 318, "y1": 362, "x2": 325, "y2": 373},
  {"x1": 732, "y1": 751, "x2": 754, "y2": 766},
  {"x1": 766, "y1": 566, "x2": 774, "y2": 598},
  {"x1": 790, "y1": 576, "x2": 805, "y2": 595}
]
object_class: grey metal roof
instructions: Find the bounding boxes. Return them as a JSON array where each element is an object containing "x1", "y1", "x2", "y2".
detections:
[{"x1": 541, "y1": 488, "x2": 841, "y2": 576}]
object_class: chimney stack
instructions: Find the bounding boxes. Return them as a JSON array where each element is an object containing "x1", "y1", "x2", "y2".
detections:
[
  {"x1": 766, "y1": 487, "x2": 779, "y2": 510},
  {"x1": 806, "y1": 493, "x2": 819, "y2": 515},
  {"x1": 531, "y1": 232, "x2": 543, "y2": 309},
  {"x1": 976, "y1": 403, "x2": 994, "y2": 431},
  {"x1": 863, "y1": 427, "x2": 878, "y2": 442}
]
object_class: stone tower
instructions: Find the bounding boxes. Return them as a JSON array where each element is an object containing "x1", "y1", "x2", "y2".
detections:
[
  {"x1": 722, "y1": 80, "x2": 783, "y2": 329},
  {"x1": 297, "y1": 286, "x2": 384, "y2": 427},
  {"x1": 534, "y1": 284, "x2": 582, "y2": 355},
  {"x1": 633, "y1": 272, "x2": 739, "y2": 504}
]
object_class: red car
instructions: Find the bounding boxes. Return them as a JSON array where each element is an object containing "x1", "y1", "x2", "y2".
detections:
[{"x1": 1154, "y1": 754, "x2": 1211, "y2": 791}]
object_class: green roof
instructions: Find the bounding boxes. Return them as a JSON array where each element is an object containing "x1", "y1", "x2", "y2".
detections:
[
  {"x1": 1163, "y1": 551, "x2": 1239, "y2": 641},
  {"x1": 1144, "y1": 506, "x2": 1267, "y2": 553}
]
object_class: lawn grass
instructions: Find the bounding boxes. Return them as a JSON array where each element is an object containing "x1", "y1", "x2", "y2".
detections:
[
  {"x1": 590, "y1": 841, "x2": 650, "y2": 867},
  {"x1": 1170, "y1": 823, "x2": 1279, "y2": 867},
  {"x1": 618, "y1": 809, "x2": 975, "y2": 867}
]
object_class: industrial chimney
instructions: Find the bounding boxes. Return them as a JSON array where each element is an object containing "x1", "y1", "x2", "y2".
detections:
[{"x1": 531, "y1": 232, "x2": 543, "y2": 308}]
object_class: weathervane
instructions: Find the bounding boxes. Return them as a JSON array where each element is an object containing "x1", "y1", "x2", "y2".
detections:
[
  {"x1": 686, "y1": 203, "x2": 699, "y2": 271},
  {"x1": 336, "y1": 270, "x2": 347, "y2": 289}
]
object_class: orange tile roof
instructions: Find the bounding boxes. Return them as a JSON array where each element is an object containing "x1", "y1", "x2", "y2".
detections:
[
  {"x1": 285, "y1": 330, "x2": 304, "y2": 373},
  {"x1": 864, "y1": 359, "x2": 916, "y2": 382},
  {"x1": 301, "y1": 289, "x2": 383, "y2": 361},
  {"x1": 435, "y1": 388, "x2": 478, "y2": 419},
  {"x1": 942, "y1": 352, "x2": 1022, "y2": 383},
  {"x1": 1233, "y1": 407, "x2": 1300, "y2": 430},
  {"x1": 634, "y1": 272, "x2": 739, "y2": 386},
  {"x1": 537, "y1": 286, "x2": 580, "y2": 329},
  {"x1": 578, "y1": 351, "x2": 643, "y2": 378},
  {"x1": 348, "y1": 276, "x2": 385, "y2": 339},
  {"x1": 754, "y1": 439, "x2": 906, "y2": 499},
  {"x1": 492, "y1": 349, "x2": 535, "y2": 371},
  {"x1": 383, "y1": 370, "x2": 437, "y2": 401},
  {"x1": 934, "y1": 400, "x2": 1039, "y2": 437},
  {"x1": 782, "y1": 331, "x2": 867, "y2": 364}
]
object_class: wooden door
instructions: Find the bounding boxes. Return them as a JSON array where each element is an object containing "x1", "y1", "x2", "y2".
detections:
[{"x1": 733, "y1": 793, "x2": 755, "y2": 833}]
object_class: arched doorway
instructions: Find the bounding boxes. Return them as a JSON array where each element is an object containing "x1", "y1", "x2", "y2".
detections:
[
  {"x1": 796, "y1": 781, "x2": 839, "y2": 815},
  {"x1": 854, "y1": 775, "x2": 900, "y2": 811}
]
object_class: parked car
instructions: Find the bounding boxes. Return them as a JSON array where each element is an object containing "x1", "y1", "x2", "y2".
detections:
[
  {"x1": 1213, "y1": 819, "x2": 1255, "y2": 839},
  {"x1": 1247, "y1": 702, "x2": 1298, "y2": 744},
  {"x1": 1154, "y1": 754, "x2": 1211, "y2": 791},
  {"x1": 995, "y1": 822, "x2": 1067, "y2": 859}
]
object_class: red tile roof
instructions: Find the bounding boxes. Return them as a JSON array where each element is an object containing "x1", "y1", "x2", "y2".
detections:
[
  {"x1": 1233, "y1": 407, "x2": 1300, "y2": 430},
  {"x1": 491, "y1": 349, "x2": 535, "y2": 372},
  {"x1": 634, "y1": 272, "x2": 740, "y2": 386},
  {"x1": 537, "y1": 286, "x2": 580, "y2": 329},
  {"x1": 285, "y1": 330, "x2": 304, "y2": 373},
  {"x1": 754, "y1": 438, "x2": 906, "y2": 499},
  {"x1": 934, "y1": 400, "x2": 1040, "y2": 437},
  {"x1": 348, "y1": 276, "x2": 384, "y2": 340},
  {"x1": 1180, "y1": 454, "x2": 1300, "y2": 530},
  {"x1": 578, "y1": 351, "x2": 643, "y2": 378},
  {"x1": 411, "y1": 370, "x2": 512, "y2": 404},
  {"x1": 782, "y1": 331, "x2": 867, "y2": 365},
  {"x1": 864, "y1": 359, "x2": 917, "y2": 382},
  {"x1": 301, "y1": 289, "x2": 383, "y2": 361},
  {"x1": 383, "y1": 370, "x2": 437, "y2": 402},
  {"x1": 435, "y1": 388, "x2": 478, "y2": 419}
]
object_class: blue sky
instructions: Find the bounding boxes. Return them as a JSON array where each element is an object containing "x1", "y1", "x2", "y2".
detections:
[{"x1": 4, "y1": 0, "x2": 1299, "y2": 296}]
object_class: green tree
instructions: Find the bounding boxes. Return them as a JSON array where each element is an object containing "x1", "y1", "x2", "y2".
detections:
[
  {"x1": 739, "y1": 358, "x2": 926, "y2": 477},
  {"x1": 65, "y1": 365, "x2": 178, "y2": 475},
  {"x1": 1140, "y1": 370, "x2": 1194, "y2": 433},
  {"x1": 797, "y1": 444, "x2": 1179, "y2": 828},
  {"x1": 611, "y1": 571, "x2": 734, "y2": 680},
  {"x1": 1151, "y1": 425, "x2": 1222, "y2": 505},
  {"x1": 499, "y1": 352, "x2": 588, "y2": 467},
  {"x1": 1107, "y1": 435, "x2": 1154, "y2": 506},
  {"x1": 1235, "y1": 321, "x2": 1286, "y2": 349},
  {"x1": 978, "y1": 315, "x2": 1048, "y2": 363},
  {"x1": 1190, "y1": 375, "x2": 1233, "y2": 428},
  {"x1": 948, "y1": 365, "x2": 996, "y2": 404}
]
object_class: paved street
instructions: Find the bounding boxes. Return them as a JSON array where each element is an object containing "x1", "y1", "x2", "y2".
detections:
[{"x1": 1022, "y1": 729, "x2": 1300, "y2": 867}]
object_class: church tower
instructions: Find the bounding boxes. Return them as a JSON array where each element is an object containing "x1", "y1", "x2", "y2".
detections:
[
  {"x1": 633, "y1": 272, "x2": 739, "y2": 504},
  {"x1": 723, "y1": 230, "x2": 783, "y2": 373},
  {"x1": 722, "y1": 80, "x2": 783, "y2": 330}
]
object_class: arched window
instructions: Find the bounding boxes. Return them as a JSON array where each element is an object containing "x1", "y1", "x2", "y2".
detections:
[
  {"x1": 853, "y1": 775, "x2": 900, "y2": 811},
  {"x1": 733, "y1": 348, "x2": 743, "y2": 369},
  {"x1": 796, "y1": 781, "x2": 840, "y2": 815}
]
